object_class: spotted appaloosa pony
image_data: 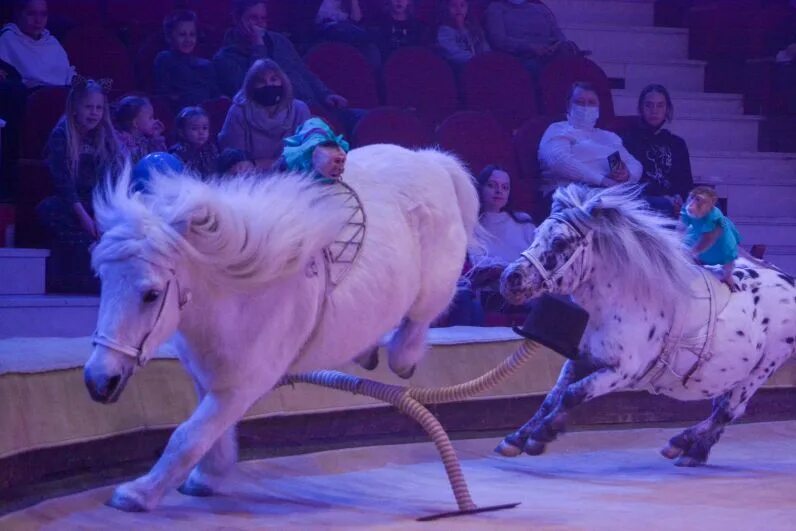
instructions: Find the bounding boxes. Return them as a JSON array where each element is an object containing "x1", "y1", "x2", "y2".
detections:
[
  {"x1": 495, "y1": 184, "x2": 795, "y2": 466},
  {"x1": 83, "y1": 144, "x2": 480, "y2": 511}
]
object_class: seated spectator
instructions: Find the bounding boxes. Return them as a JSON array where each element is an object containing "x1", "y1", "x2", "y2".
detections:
[
  {"x1": 113, "y1": 95, "x2": 167, "y2": 164},
  {"x1": 449, "y1": 165, "x2": 536, "y2": 326},
  {"x1": 36, "y1": 78, "x2": 124, "y2": 292},
  {"x1": 217, "y1": 147, "x2": 255, "y2": 176},
  {"x1": 437, "y1": 0, "x2": 490, "y2": 66},
  {"x1": 0, "y1": 0, "x2": 73, "y2": 88},
  {"x1": 213, "y1": 0, "x2": 348, "y2": 113},
  {"x1": 538, "y1": 82, "x2": 641, "y2": 197},
  {"x1": 484, "y1": 0, "x2": 578, "y2": 76},
  {"x1": 371, "y1": 0, "x2": 429, "y2": 61},
  {"x1": 218, "y1": 59, "x2": 311, "y2": 169},
  {"x1": 154, "y1": 10, "x2": 221, "y2": 111},
  {"x1": 169, "y1": 106, "x2": 219, "y2": 178},
  {"x1": 315, "y1": 0, "x2": 380, "y2": 66},
  {"x1": 0, "y1": 0, "x2": 75, "y2": 199},
  {"x1": 621, "y1": 84, "x2": 693, "y2": 218}
]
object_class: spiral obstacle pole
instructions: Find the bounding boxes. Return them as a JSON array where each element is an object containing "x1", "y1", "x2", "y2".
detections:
[{"x1": 278, "y1": 295, "x2": 589, "y2": 521}]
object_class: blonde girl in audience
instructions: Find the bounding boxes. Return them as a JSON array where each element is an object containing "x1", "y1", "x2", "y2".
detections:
[
  {"x1": 36, "y1": 78, "x2": 124, "y2": 292},
  {"x1": 113, "y1": 95, "x2": 167, "y2": 163}
]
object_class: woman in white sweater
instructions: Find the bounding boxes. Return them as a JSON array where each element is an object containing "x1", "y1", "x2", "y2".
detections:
[
  {"x1": 538, "y1": 82, "x2": 641, "y2": 196},
  {"x1": 0, "y1": 0, "x2": 75, "y2": 200},
  {"x1": 446, "y1": 165, "x2": 535, "y2": 326}
]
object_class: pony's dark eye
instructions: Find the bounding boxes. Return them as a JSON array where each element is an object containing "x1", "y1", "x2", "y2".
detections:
[
  {"x1": 551, "y1": 237, "x2": 568, "y2": 253},
  {"x1": 142, "y1": 290, "x2": 161, "y2": 304}
]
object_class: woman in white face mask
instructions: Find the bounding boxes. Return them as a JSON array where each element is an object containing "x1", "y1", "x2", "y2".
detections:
[{"x1": 537, "y1": 81, "x2": 642, "y2": 199}]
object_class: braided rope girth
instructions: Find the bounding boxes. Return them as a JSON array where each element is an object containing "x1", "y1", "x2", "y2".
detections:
[{"x1": 277, "y1": 340, "x2": 541, "y2": 518}]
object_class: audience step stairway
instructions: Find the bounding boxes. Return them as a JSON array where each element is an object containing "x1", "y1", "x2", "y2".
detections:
[
  {"x1": 564, "y1": 25, "x2": 690, "y2": 62},
  {"x1": 0, "y1": 249, "x2": 98, "y2": 338},
  {"x1": 548, "y1": 0, "x2": 795, "y2": 274},
  {"x1": 602, "y1": 59, "x2": 707, "y2": 92},
  {"x1": 612, "y1": 90, "x2": 745, "y2": 116},
  {"x1": 546, "y1": 0, "x2": 654, "y2": 27}
]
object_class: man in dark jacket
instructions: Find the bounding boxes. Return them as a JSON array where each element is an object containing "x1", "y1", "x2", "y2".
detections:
[{"x1": 213, "y1": 0, "x2": 348, "y2": 111}]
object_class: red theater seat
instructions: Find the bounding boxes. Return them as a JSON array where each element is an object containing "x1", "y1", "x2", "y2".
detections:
[
  {"x1": 383, "y1": 47, "x2": 458, "y2": 127},
  {"x1": 15, "y1": 159, "x2": 52, "y2": 248},
  {"x1": 305, "y1": 42, "x2": 380, "y2": 109},
  {"x1": 200, "y1": 96, "x2": 233, "y2": 138},
  {"x1": 21, "y1": 86, "x2": 69, "y2": 160},
  {"x1": 461, "y1": 52, "x2": 538, "y2": 132},
  {"x1": 63, "y1": 26, "x2": 136, "y2": 94},
  {"x1": 352, "y1": 107, "x2": 432, "y2": 148},
  {"x1": 513, "y1": 115, "x2": 559, "y2": 182}
]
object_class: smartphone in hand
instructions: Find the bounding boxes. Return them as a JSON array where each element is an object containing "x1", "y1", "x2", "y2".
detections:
[{"x1": 607, "y1": 151, "x2": 622, "y2": 172}]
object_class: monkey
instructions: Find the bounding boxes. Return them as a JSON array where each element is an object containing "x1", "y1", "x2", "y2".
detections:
[{"x1": 680, "y1": 186, "x2": 742, "y2": 289}]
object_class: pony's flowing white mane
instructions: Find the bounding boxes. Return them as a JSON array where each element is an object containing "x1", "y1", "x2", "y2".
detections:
[
  {"x1": 552, "y1": 184, "x2": 697, "y2": 303},
  {"x1": 91, "y1": 167, "x2": 351, "y2": 289}
]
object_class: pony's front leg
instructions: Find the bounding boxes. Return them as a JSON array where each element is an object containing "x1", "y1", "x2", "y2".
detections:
[
  {"x1": 530, "y1": 367, "x2": 626, "y2": 447},
  {"x1": 178, "y1": 377, "x2": 238, "y2": 497},
  {"x1": 178, "y1": 425, "x2": 238, "y2": 497},
  {"x1": 108, "y1": 387, "x2": 259, "y2": 512},
  {"x1": 495, "y1": 360, "x2": 577, "y2": 457}
]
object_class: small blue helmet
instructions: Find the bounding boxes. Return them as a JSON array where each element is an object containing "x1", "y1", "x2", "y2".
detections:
[{"x1": 131, "y1": 152, "x2": 184, "y2": 192}]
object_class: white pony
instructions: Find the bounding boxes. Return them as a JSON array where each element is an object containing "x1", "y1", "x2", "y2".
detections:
[
  {"x1": 496, "y1": 184, "x2": 795, "y2": 466},
  {"x1": 83, "y1": 144, "x2": 479, "y2": 511}
]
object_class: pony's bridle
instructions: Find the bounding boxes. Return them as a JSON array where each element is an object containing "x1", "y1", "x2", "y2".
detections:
[
  {"x1": 92, "y1": 262, "x2": 191, "y2": 367},
  {"x1": 520, "y1": 212, "x2": 592, "y2": 292}
]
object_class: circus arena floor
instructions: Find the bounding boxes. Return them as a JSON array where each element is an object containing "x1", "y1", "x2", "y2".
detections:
[{"x1": 1, "y1": 420, "x2": 794, "y2": 530}]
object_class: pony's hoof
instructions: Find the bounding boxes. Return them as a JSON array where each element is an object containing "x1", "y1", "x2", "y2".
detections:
[
  {"x1": 674, "y1": 455, "x2": 706, "y2": 467},
  {"x1": 494, "y1": 440, "x2": 523, "y2": 457},
  {"x1": 394, "y1": 364, "x2": 416, "y2": 380},
  {"x1": 660, "y1": 444, "x2": 684, "y2": 460},
  {"x1": 524, "y1": 440, "x2": 547, "y2": 456},
  {"x1": 550, "y1": 412, "x2": 569, "y2": 432},
  {"x1": 106, "y1": 488, "x2": 148, "y2": 512},
  {"x1": 178, "y1": 479, "x2": 215, "y2": 498},
  {"x1": 355, "y1": 348, "x2": 379, "y2": 371}
]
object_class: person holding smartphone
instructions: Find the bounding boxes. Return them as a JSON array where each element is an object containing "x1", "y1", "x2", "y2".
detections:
[{"x1": 538, "y1": 81, "x2": 641, "y2": 197}]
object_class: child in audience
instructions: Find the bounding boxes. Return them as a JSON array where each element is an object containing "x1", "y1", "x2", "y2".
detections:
[
  {"x1": 169, "y1": 106, "x2": 219, "y2": 178},
  {"x1": 372, "y1": 0, "x2": 428, "y2": 61},
  {"x1": 113, "y1": 95, "x2": 167, "y2": 163},
  {"x1": 36, "y1": 78, "x2": 124, "y2": 292},
  {"x1": 437, "y1": 0, "x2": 490, "y2": 65},
  {"x1": 0, "y1": 0, "x2": 76, "y2": 199},
  {"x1": 154, "y1": 9, "x2": 220, "y2": 111},
  {"x1": 315, "y1": 0, "x2": 380, "y2": 66},
  {"x1": 217, "y1": 147, "x2": 255, "y2": 176}
]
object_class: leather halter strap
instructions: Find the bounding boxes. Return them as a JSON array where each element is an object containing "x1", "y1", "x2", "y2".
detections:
[
  {"x1": 520, "y1": 212, "x2": 591, "y2": 292},
  {"x1": 92, "y1": 259, "x2": 191, "y2": 366}
]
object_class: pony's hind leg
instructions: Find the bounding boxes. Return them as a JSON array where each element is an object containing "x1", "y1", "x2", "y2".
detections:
[
  {"x1": 387, "y1": 318, "x2": 429, "y2": 379},
  {"x1": 663, "y1": 349, "x2": 792, "y2": 466}
]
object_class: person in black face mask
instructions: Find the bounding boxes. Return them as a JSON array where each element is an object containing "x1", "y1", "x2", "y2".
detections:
[{"x1": 218, "y1": 58, "x2": 311, "y2": 170}]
